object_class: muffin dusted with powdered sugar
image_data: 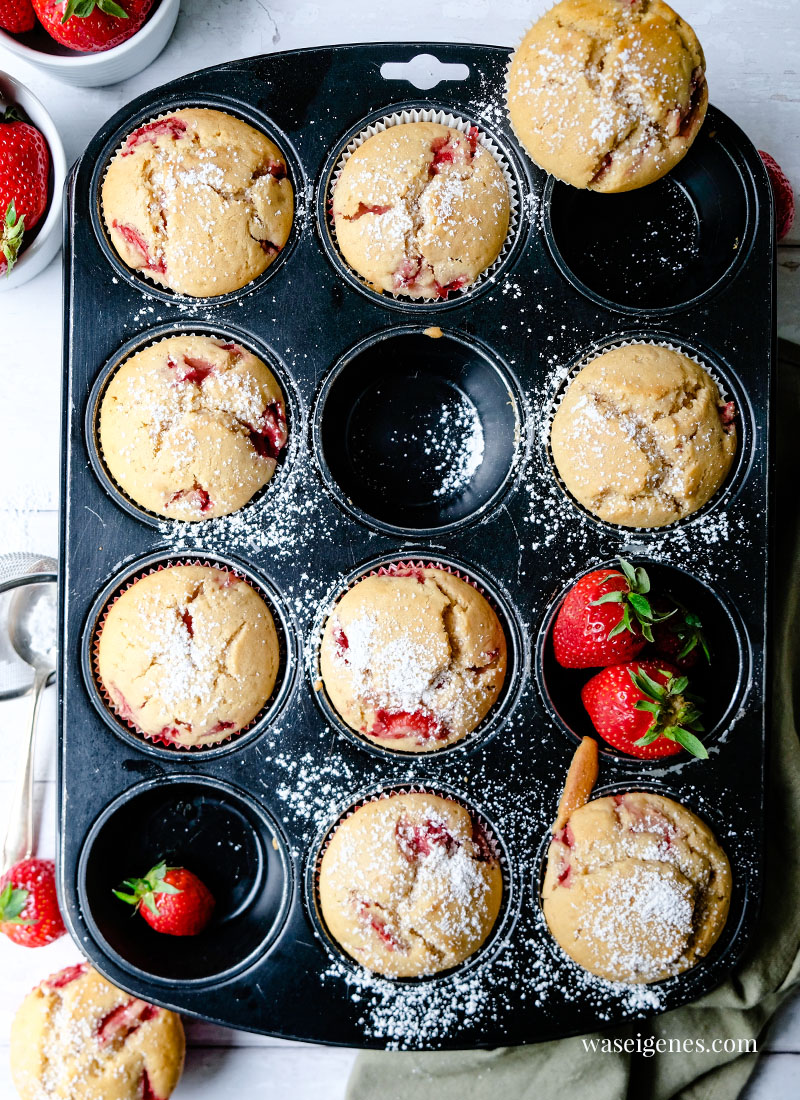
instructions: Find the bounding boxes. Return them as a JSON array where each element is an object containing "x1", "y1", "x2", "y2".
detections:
[
  {"x1": 318, "y1": 792, "x2": 503, "y2": 977},
  {"x1": 102, "y1": 108, "x2": 293, "y2": 296},
  {"x1": 99, "y1": 334, "x2": 288, "y2": 521},
  {"x1": 10, "y1": 963, "x2": 185, "y2": 1100},
  {"x1": 542, "y1": 791, "x2": 731, "y2": 983},
  {"x1": 331, "y1": 122, "x2": 510, "y2": 298},
  {"x1": 96, "y1": 564, "x2": 279, "y2": 748},
  {"x1": 319, "y1": 563, "x2": 507, "y2": 752},
  {"x1": 507, "y1": 0, "x2": 707, "y2": 192}
]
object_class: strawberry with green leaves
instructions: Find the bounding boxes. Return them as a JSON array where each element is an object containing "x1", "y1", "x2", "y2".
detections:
[
  {"x1": 553, "y1": 557, "x2": 673, "y2": 669},
  {"x1": 33, "y1": 0, "x2": 153, "y2": 53},
  {"x1": 0, "y1": 858, "x2": 66, "y2": 947},
  {"x1": 114, "y1": 860, "x2": 215, "y2": 936},
  {"x1": 581, "y1": 660, "x2": 708, "y2": 760},
  {"x1": 0, "y1": 107, "x2": 50, "y2": 276}
]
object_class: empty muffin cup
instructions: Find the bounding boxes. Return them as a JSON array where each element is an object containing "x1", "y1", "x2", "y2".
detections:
[
  {"x1": 543, "y1": 114, "x2": 754, "y2": 314},
  {"x1": 536, "y1": 558, "x2": 751, "y2": 765},
  {"x1": 83, "y1": 552, "x2": 296, "y2": 757},
  {"x1": 78, "y1": 776, "x2": 291, "y2": 984},
  {"x1": 314, "y1": 327, "x2": 523, "y2": 535}
]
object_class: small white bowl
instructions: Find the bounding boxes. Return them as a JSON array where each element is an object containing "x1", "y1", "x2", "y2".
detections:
[
  {"x1": 0, "y1": 0, "x2": 179, "y2": 88},
  {"x1": 0, "y1": 71, "x2": 66, "y2": 291}
]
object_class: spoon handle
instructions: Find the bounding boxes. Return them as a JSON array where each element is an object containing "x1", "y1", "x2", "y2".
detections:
[{"x1": 1, "y1": 666, "x2": 48, "y2": 873}]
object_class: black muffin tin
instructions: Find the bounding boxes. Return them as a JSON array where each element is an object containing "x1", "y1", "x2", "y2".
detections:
[{"x1": 58, "y1": 44, "x2": 775, "y2": 1049}]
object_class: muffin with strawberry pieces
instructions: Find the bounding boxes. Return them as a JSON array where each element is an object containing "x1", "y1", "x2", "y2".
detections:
[
  {"x1": 0, "y1": 107, "x2": 50, "y2": 277},
  {"x1": 10, "y1": 963, "x2": 184, "y2": 1100},
  {"x1": 332, "y1": 122, "x2": 510, "y2": 298},
  {"x1": 318, "y1": 792, "x2": 503, "y2": 977},
  {"x1": 543, "y1": 791, "x2": 731, "y2": 982},
  {"x1": 96, "y1": 564, "x2": 280, "y2": 748},
  {"x1": 319, "y1": 564, "x2": 507, "y2": 752},
  {"x1": 99, "y1": 334, "x2": 288, "y2": 520},
  {"x1": 507, "y1": 0, "x2": 707, "y2": 192},
  {"x1": 550, "y1": 344, "x2": 737, "y2": 527},
  {"x1": 102, "y1": 108, "x2": 293, "y2": 296}
]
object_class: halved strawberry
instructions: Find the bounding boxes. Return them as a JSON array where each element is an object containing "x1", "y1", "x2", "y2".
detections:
[{"x1": 581, "y1": 660, "x2": 707, "y2": 759}]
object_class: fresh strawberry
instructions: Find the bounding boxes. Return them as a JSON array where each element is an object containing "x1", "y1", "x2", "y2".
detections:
[
  {"x1": 650, "y1": 600, "x2": 710, "y2": 669},
  {"x1": 32, "y1": 0, "x2": 153, "y2": 53},
  {"x1": 0, "y1": 108, "x2": 50, "y2": 276},
  {"x1": 0, "y1": 858, "x2": 66, "y2": 947},
  {"x1": 114, "y1": 860, "x2": 215, "y2": 936},
  {"x1": 552, "y1": 557, "x2": 672, "y2": 669},
  {"x1": 759, "y1": 152, "x2": 795, "y2": 241},
  {"x1": 581, "y1": 660, "x2": 708, "y2": 760},
  {"x1": 0, "y1": 0, "x2": 35, "y2": 32}
]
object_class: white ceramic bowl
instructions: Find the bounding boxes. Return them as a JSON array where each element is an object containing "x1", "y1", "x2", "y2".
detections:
[
  {"x1": 0, "y1": 0, "x2": 179, "y2": 88},
  {"x1": 0, "y1": 71, "x2": 67, "y2": 291}
]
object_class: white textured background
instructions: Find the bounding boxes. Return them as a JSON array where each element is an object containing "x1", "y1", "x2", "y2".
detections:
[{"x1": 0, "y1": 1, "x2": 798, "y2": 1096}]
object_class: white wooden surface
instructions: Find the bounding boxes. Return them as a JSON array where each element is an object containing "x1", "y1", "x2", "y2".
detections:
[{"x1": 1, "y1": 1, "x2": 799, "y2": 1096}]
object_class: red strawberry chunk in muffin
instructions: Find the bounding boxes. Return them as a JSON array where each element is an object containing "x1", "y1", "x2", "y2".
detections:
[
  {"x1": 44, "y1": 962, "x2": 89, "y2": 990},
  {"x1": 393, "y1": 256, "x2": 422, "y2": 290},
  {"x1": 396, "y1": 816, "x2": 458, "y2": 860},
  {"x1": 167, "y1": 355, "x2": 215, "y2": 385},
  {"x1": 354, "y1": 899, "x2": 408, "y2": 952},
  {"x1": 122, "y1": 117, "x2": 188, "y2": 157},
  {"x1": 434, "y1": 274, "x2": 470, "y2": 299},
  {"x1": 166, "y1": 485, "x2": 213, "y2": 514},
  {"x1": 248, "y1": 401, "x2": 287, "y2": 461},
  {"x1": 429, "y1": 128, "x2": 477, "y2": 174},
  {"x1": 111, "y1": 221, "x2": 166, "y2": 276},
  {"x1": 368, "y1": 708, "x2": 446, "y2": 741},
  {"x1": 97, "y1": 999, "x2": 159, "y2": 1045}
]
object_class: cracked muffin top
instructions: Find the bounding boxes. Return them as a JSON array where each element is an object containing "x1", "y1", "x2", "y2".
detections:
[
  {"x1": 101, "y1": 108, "x2": 294, "y2": 296},
  {"x1": 318, "y1": 792, "x2": 503, "y2": 977},
  {"x1": 542, "y1": 792, "x2": 731, "y2": 983},
  {"x1": 319, "y1": 564, "x2": 507, "y2": 752},
  {"x1": 96, "y1": 564, "x2": 280, "y2": 748},
  {"x1": 331, "y1": 122, "x2": 510, "y2": 299},
  {"x1": 507, "y1": 0, "x2": 707, "y2": 192},
  {"x1": 550, "y1": 344, "x2": 737, "y2": 528},
  {"x1": 10, "y1": 962, "x2": 185, "y2": 1100},
  {"x1": 99, "y1": 334, "x2": 288, "y2": 521}
]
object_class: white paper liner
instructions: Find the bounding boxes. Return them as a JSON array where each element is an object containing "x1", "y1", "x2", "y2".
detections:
[
  {"x1": 92, "y1": 330, "x2": 289, "y2": 524},
  {"x1": 92, "y1": 557, "x2": 282, "y2": 751},
  {"x1": 543, "y1": 339, "x2": 737, "y2": 533},
  {"x1": 100, "y1": 109, "x2": 293, "y2": 297},
  {"x1": 327, "y1": 107, "x2": 520, "y2": 301}
]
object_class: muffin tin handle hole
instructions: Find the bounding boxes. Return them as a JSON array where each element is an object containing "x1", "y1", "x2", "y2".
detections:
[{"x1": 380, "y1": 55, "x2": 470, "y2": 90}]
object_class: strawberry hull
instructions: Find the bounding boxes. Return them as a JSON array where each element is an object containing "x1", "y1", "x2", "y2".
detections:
[{"x1": 58, "y1": 45, "x2": 772, "y2": 1050}]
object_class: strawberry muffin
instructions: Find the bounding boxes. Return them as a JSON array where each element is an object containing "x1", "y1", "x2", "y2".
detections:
[
  {"x1": 318, "y1": 792, "x2": 503, "y2": 977},
  {"x1": 332, "y1": 122, "x2": 510, "y2": 298},
  {"x1": 99, "y1": 334, "x2": 288, "y2": 521},
  {"x1": 96, "y1": 564, "x2": 280, "y2": 748},
  {"x1": 319, "y1": 564, "x2": 507, "y2": 752},
  {"x1": 507, "y1": 0, "x2": 707, "y2": 192},
  {"x1": 101, "y1": 108, "x2": 293, "y2": 296},
  {"x1": 543, "y1": 791, "x2": 731, "y2": 983},
  {"x1": 550, "y1": 344, "x2": 737, "y2": 527},
  {"x1": 10, "y1": 962, "x2": 184, "y2": 1100}
]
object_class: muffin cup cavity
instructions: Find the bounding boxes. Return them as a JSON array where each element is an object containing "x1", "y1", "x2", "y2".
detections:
[
  {"x1": 319, "y1": 104, "x2": 525, "y2": 310},
  {"x1": 78, "y1": 776, "x2": 292, "y2": 985},
  {"x1": 307, "y1": 782, "x2": 514, "y2": 983},
  {"x1": 535, "y1": 557, "x2": 752, "y2": 767},
  {"x1": 83, "y1": 551, "x2": 297, "y2": 758},
  {"x1": 542, "y1": 335, "x2": 754, "y2": 536},
  {"x1": 91, "y1": 96, "x2": 304, "y2": 304},
  {"x1": 541, "y1": 117, "x2": 754, "y2": 314},
  {"x1": 308, "y1": 552, "x2": 525, "y2": 759},
  {"x1": 86, "y1": 322, "x2": 300, "y2": 529},
  {"x1": 314, "y1": 326, "x2": 525, "y2": 536}
]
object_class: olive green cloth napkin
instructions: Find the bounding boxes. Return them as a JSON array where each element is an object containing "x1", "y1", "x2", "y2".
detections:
[{"x1": 347, "y1": 346, "x2": 800, "y2": 1100}]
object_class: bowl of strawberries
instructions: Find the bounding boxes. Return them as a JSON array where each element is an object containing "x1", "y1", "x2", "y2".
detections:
[
  {"x1": 0, "y1": 71, "x2": 66, "y2": 290},
  {"x1": 536, "y1": 556, "x2": 749, "y2": 765},
  {"x1": 0, "y1": 0, "x2": 179, "y2": 87}
]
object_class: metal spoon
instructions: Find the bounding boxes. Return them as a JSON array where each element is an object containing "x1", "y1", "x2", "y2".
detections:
[{"x1": 1, "y1": 579, "x2": 57, "y2": 873}]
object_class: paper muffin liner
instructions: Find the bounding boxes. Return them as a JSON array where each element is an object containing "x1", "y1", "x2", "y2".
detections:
[
  {"x1": 311, "y1": 783, "x2": 506, "y2": 978},
  {"x1": 542, "y1": 338, "x2": 738, "y2": 533},
  {"x1": 100, "y1": 109, "x2": 293, "y2": 297},
  {"x1": 327, "y1": 107, "x2": 520, "y2": 302},
  {"x1": 91, "y1": 557, "x2": 282, "y2": 751},
  {"x1": 90, "y1": 330, "x2": 291, "y2": 527}
]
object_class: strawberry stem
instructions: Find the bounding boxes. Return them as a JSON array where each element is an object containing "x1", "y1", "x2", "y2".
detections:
[
  {"x1": 629, "y1": 666, "x2": 708, "y2": 759},
  {"x1": 1, "y1": 201, "x2": 25, "y2": 277},
  {"x1": 591, "y1": 557, "x2": 674, "y2": 643},
  {"x1": 62, "y1": 0, "x2": 129, "y2": 23},
  {"x1": 112, "y1": 860, "x2": 181, "y2": 915}
]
